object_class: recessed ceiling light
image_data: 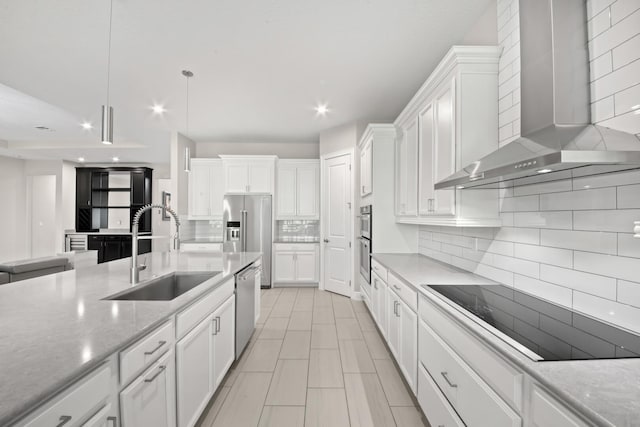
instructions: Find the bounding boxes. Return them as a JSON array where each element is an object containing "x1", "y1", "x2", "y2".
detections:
[
  {"x1": 631, "y1": 104, "x2": 640, "y2": 110},
  {"x1": 537, "y1": 168, "x2": 553, "y2": 174},
  {"x1": 78, "y1": 157, "x2": 85, "y2": 162},
  {"x1": 315, "y1": 103, "x2": 329, "y2": 116},
  {"x1": 81, "y1": 122, "x2": 93, "y2": 130},
  {"x1": 456, "y1": 185, "x2": 465, "y2": 189},
  {"x1": 151, "y1": 104, "x2": 166, "y2": 115},
  {"x1": 112, "y1": 156, "x2": 119, "y2": 162}
]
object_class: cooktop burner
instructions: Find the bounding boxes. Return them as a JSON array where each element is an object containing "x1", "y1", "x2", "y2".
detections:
[{"x1": 426, "y1": 284, "x2": 640, "y2": 361}]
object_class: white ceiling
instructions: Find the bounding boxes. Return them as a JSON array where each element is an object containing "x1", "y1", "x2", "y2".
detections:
[{"x1": 0, "y1": 0, "x2": 493, "y2": 163}]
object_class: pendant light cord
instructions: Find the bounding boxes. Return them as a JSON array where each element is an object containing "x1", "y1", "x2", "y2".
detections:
[
  {"x1": 106, "y1": 0, "x2": 113, "y2": 106},
  {"x1": 185, "y1": 75, "x2": 189, "y2": 137}
]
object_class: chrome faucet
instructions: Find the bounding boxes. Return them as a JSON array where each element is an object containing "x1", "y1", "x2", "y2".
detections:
[{"x1": 131, "y1": 204, "x2": 180, "y2": 284}]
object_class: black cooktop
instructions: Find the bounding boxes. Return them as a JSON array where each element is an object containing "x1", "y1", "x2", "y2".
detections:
[{"x1": 427, "y1": 284, "x2": 640, "y2": 361}]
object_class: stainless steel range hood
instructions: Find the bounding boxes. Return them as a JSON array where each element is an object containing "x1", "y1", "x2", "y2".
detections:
[{"x1": 435, "y1": 0, "x2": 640, "y2": 190}]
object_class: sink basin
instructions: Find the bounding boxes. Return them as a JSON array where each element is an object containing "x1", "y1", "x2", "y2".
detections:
[{"x1": 105, "y1": 271, "x2": 221, "y2": 301}]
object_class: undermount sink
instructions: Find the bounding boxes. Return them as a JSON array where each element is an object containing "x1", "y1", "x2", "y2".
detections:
[{"x1": 105, "y1": 271, "x2": 221, "y2": 301}]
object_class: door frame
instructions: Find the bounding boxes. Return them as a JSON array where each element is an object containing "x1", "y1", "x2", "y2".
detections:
[{"x1": 319, "y1": 148, "x2": 355, "y2": 298}]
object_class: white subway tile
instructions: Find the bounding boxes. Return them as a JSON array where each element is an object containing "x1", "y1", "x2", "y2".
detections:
[
  {"x1": 574, "y1": 250, "x2": 640, "y2": 282},
  {"x1": 423, "y1": 249, "x2": 452, "y2": 265},
  {"x1": 500, "y1": 212, "x2": 514, "y2": 226},
  {"x1": 614, "y1": 83, "x2": 640, "y2": 114},
  {"x1": 462, "y1": 227, "x2": 497, "y2": 240},
  {"x1": 612, "y1": 33, "x2": 640, "y2": 69},
  {"x1": 514, "y1": 244, "x2": 573, "y2": 268},
  {"x1": 587, "y1": 0, "x2": 616, "y2": 20},
  {"x1": 611, "y1": 0, "x2": 640, "y2": 25},
  {"x1": 431, "y1": 232, "x2": 452, "y2": 244},
  {"x1": 513, "y1": 211, "x2": 573, "y2": 230},
  {"x1": 497, "y1": 4, "x2": 513, "y2": 29},
  {"x1": 573, "y1": 169, "x2": 640, "y2": 189},
  {"x1": 497, "y1": 0, "x2": 511, "y2": 16},
  {"x1": 462, "y1": 248, "x2": 491, "y2": 264},
  {"x1": 589, "y1": 8, "x2": 612, "y2": 39},
  {"x1": 514, "y1": 274, "x2": 573, "y2": 308},
  {"x1": 499, "y1": 72, "x2": 520, "y2": 99},
  {"x1": 441, "y1": 243, "x2": 464, "y2": 257},
  {"x1": 419, "y1": 239, "x2": 442, "y2": 252},
  {"x1": 618, "y1": 233, "x2": 640, "y2": 258},
  {"x1": 591, "y1": 96, "x2": 616, "y2": 122},
  {"x1": 618, "y1": 184, "x2": 640, "y2": 208},
  {"x1": 589, "y1": 8, "x2": 640, "y2": 58},
  {"x1": 499, "y1": 103, "x2": 520, "y2": 127},
  {"x1": 500, "y1": 195, "x2": 539, "y2": 212},
  {"x1": 499, "y1": 93, "x2": 514, "y2": 112},
  {"x1": 495, "y1": 227, "x2": 540, "y2": 245},
  {"x1": 573, "y1": 292, "x2": 640, "y2": 334},
  {"x1": 540, "y1": 229, "x2": 618, "y2": 255},
  {"x1": 574, "y1": 209, "x2": 640, "y2": 232},
  {"x1": 590, "y1": 52, "x2": 613, "y2": 81},
  {"x1": 477, "y1": 238, "x2": 515, "y2": 256},
  {"x1": 540, "y1": 264, "x2": 617, "y2": 300},
  {"x1": 590, "y1": 56, "x2": 640, "y2": 100},
  {"x1": 491, "y1": 254, "x2": 540, "y2": 278},
  {"x1": 450, "y1": 256, "x2": 478, "y2": 273},
  {"x1": 618, "y1": 280, "x2": 640, "y2": 308},
  {"x1": 513, "y1": 179, "x2": 573, "y2": 196},
  {"x1": 540, "y1": 187, "x2": 617, "y2": 211},
  {"x1": 475, "y1": 263, "x2": 515, "y2": 286},
  {"x1": 596, "y1": 109, "x2": 640, "y2": 134}
]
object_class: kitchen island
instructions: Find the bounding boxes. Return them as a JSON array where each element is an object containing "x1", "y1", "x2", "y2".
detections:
[{"x1": 0, "y1": 251, "x2": 261, "y2": 426}]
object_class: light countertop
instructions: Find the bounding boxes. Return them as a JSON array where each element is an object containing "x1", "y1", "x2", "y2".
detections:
[
  {"x1": 180, "y1": 238, "x2": 224, "y2": 244},
  {"x1": 0, "y1": 251, "x2": 261, "y2": 426},
  {"x1": 273, "y1": 237, "x2": 320, "y2": 243},
  {"x1": 372, "y1": 253, "x2": 640, "y2": 427}
]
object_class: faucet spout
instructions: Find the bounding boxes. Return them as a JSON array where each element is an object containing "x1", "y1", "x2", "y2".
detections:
[{"x1": 131, "y1": 204, "x2": 180, "y2": 284}]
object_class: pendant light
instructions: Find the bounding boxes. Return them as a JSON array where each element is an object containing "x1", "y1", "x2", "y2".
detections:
[
  {"x1": 182, "y1": 70, "x2": 194, "y2": 172},
  {"x1": 101, "y1": 0, "x2": 115, "y2": 145}
]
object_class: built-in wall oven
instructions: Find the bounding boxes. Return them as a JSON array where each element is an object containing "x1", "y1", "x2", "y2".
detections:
[{"x1": 359, "y1": 205, "x2": 372, "y2": 283}]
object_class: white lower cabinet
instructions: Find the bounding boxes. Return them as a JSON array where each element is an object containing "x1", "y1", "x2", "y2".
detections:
[
  {"x1": 386, "y1": 286, "x2": 401, "y2": 360},
  {"x1": 82, "y1": 403, "x2": 117, "y2": 427},
  {"x1": 531, "y1": 385, "x2": 588, "y2": 427},
  {"x1": 385, "y1": 286, "x2": 417, "y2": 393},
  {"x1": 371, "y1": 271, "x2": 387, "y2": 339},
  {"x1": 120, "y1": 350, "x2": 176, "y2": 427},
  {"x1": 417, "y1": 363, "x2": 465, "y2": 427},
  {"x1": 212, "y1": 295, "x2": 235, "y2": 388},
  {"x1": 273, "y1": 244, "x2": 319, "y2": 283}
]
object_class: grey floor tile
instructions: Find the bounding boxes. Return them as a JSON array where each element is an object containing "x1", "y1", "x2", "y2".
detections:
[
  {"x1": 279, "y1": 330, "x2": 311, "y2": 359},
  {"x1": 265, "y1": 359, "x2": 309, "y2": 406},
  {"x1": 241, "y1": 339, "x2": 283, "y2": 372},
  {"x1": 310, "y1": 324, "x2": 339, "y2": 349},
  {"x1": 344, "y1": 373, "x2": 397, "y2": 427},
  {"x1": 363, "y1": 330, "x2": 391, "y2": 360},
  {"x1": 305, "y1": 388, "x2": 350, "y2": 427},
  {"x1": 312, "y1": 308, "x2": 335, "y2": 324},
  {"x1": 390, "y1": 407, "x2": 428, "y2": 427},
  {"x1": 288, "y1": 311, "x2": 312, "y2": 330},
  {"x1": 351, "y1": 300, "x2": 369, "y2": 314},
  {"x1": 212, "y1": 372, "x2": 272, "y2": 427},
  {"x1": 313, "y1": 292, "x2": 333, "y2": 309},
  {"x1": 339, "y1": 339, "x2": 376, "y2": 373},
  {"x1": 292, "y1": 295, "x2": 314, "y2": 311},
  {"x1": 308, "y1": 349, "x2": 344, "y2": 388},
  {"x1": 333, "y1": 297, "x2": 356, "y2": 318},
  {"x1": 374, "y1": 359, "x2": 414, "y2": 406},
  {"x1": 260, "y1": 317, "x2": 289, "y2": 339},
  {"x1": 355, "y1": 310, "x2": 378, "y2": 332},
  {"x1": 257, "y1": 306, "x2": 272, "y2": 325},
  {"x1": 336, "y1": 317, "x2": 364, "y2": 340},
  {"x1": 258, "y1": 406, "x2": 305, "y2": 427},
  {"x1": 270, "y1": 301, "x2": 294, "y2": 317},
  {"x1": 196, "y1": 386, "x2": 230, "y2": 427}
]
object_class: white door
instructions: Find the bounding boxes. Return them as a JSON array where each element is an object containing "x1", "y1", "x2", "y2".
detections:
[
  {"x1": 189, "y1": 162, "x2": 211, "y2": 218},
  {"x1": 176, "y1": 316, "x2": 214, "y2": 427},
  {"x1": 296, "y1": 249, "x2": 318, "y2": 282},
  {"x1": 248, "y1": 162, "x2": 272, "y2": 193},
  {"x1": 30, "y1": 175, "x2": 57, "y2": 257},
  {"x1": 276, "y1": 166, "x2": 297, "y2": 218},
  {"x1": 212, "y1": 295, "x2": 235, "y2": 388},
  {"x1": 210, "y1": 161, "x2": 225, "y2": 218},
  {"x1": 434, "y1": 79, "x2": 456, "y2": 216},
  {"x1": 274, "y1": 251, "x2": 296, "y2": 282},
  {"x1": 224, "y1": 162, "x2": 248, "y2": 193},
  {"x1": 370, "y1": 272, "x2": 380, "y2": 323},
  {"x1": 399, "y1": 300, "x2": 418, "y2": 393},
  {"x1": 120, "y1": 350, "x2": 176, "y2": 427},
  {"x1": 322, "y1": 152, "x2": 352, "y2": 297},
  {"x1": 386, "y1": 288, "x2": 400, "y2": 359},
  {"x1": 296, "y1": 165, "x2": 319, "y2": 218},
  {"x1": 418, "y1": 103, "x2": 435, "y2": 215},
  {"x1": 376, "y1": 278, "x2": 387, "y2": 339},
  {"x1": 82, "y1": 402, "x2": 115, "y2": 427}
]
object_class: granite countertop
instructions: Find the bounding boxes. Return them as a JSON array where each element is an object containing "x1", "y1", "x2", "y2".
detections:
[
  {"x1": 273, "y1": 237, "x2": 320, "y2": 243},
  {"x1": 180, "y1": 238, "x2": 224, "y2": 244},
  {"x1": 0, "y1": 251, "x2": 261, "y2": 426},
  {"x1": 372, "y1": 253, "x2": 640, "y2": 427}
]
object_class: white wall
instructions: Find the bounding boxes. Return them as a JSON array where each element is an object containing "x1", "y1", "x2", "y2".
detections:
[
  {"x1": 461, "y1": 0, "x2": 498, "y2": 45},
  {"x1": 197, "y1": 141, "x2": 319, "y2": 159},
  {"x1": 0, "y1": 156, "x2": 27, "y2": 261}
]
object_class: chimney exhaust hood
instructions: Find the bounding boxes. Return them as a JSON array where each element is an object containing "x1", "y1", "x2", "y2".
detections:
[{"x1": 435, "y1": 0, "x2": 640, "y2": 190}]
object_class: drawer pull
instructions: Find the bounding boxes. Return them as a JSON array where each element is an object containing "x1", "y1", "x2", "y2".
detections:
[
  {"x1": 393, "y1": 285, "x2": 401, "y2": 291},
  {"x1": 144, "y1": 365, "x2": 166, "y2": 383},
  {"x1": 107, "y1": 416, "x2": 117, "y2": 427},
  {"x1": 441, "y1": 371, "x2": 458, "y2": 388},
  {"x1": 212, "y1": 318, "x2": 218, "y2": 335},
  {"x1": 56, "y1": 415, "x2": 72, "y2": 427},
  {"x1": 144, "y1": 340, "x2": 167, "y2": 355},
  {"x1": 216, "y1": 316, "x2": 221, "y2": 333}
]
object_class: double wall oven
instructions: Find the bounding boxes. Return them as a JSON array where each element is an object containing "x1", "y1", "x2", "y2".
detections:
[{"x1": 359, "y1": 205, "x2": 372, "y2": 283}]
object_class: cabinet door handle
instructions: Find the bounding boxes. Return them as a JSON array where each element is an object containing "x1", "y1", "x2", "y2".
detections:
[
  {"x1": 393, "y1": 285, "x2": 401, "y2": 291},
  {"x1": 144, "y1": 365, "x2": 166, "y2": 383},
  {"x1": 393, "y1": 301, "x2": 398, "y2": 315},
  {"x1": 144, "y1": 340, "x2": 167, "y2": 355},
  {"x1": 217, "y1": 316, "x2": 221, "y2": 333},
  {"x1": 373, "y1": 279, "x2": 378, "y2": 290},
  {"x1": 107, "y1": 416, "x2": 117, "y2": 427},
  {"x1": 212, "y1": 317, "x2": 218, "y2": 335},
  {"x1": 441, "y1": 371, "x2": 458, "y2": 388},
  {"x1": 56, "y1": 415, "x2": 72, "y2": 427}
]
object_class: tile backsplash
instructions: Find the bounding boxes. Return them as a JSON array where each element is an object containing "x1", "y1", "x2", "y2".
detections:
[
  {"x1": 276, "y1": 220, "x2": 319, "y2": 239},
  {"x1": 419, "y1": 169, "x2": 640, "y2": 334},
  {"x1": 496, "y1": 0, "x2": 521, "y2": 147},
  {"x1": 179, "y1": 217, "x2": 223, "y2": 241}
]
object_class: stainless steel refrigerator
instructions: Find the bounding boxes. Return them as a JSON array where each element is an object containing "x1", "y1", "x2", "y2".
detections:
[{"x1": 223, "y1": 194, "x2": 272, "y2": 288}]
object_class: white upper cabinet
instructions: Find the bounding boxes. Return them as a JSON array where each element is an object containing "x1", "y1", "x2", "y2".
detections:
[
  {"x1": 360, "y1": 138, "x2": 373, "y2": 197},
  {"x1": 220, "y1": 155, "x2": 276, "y2": 194},
  {"x1": 394, "y1": 46, "x2": 502, "y2": 227},
  {"x1": 188, "y1": 159, "x2": 224, "y2": 220},
  {"x1": 275, "y1": 160, "x2": 319, "y2": 220}
]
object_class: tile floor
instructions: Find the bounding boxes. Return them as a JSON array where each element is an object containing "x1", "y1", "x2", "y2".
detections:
[{"x1": 196, "y1": 287, "x2": 429, "y2": 427}]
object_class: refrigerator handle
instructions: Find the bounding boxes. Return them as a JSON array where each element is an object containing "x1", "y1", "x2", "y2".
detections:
[{"x1": 241, "y1": 209, "x2": 248, "y2": 251}]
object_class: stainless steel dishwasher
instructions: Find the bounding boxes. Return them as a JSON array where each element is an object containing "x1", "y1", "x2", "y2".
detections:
[{"x1": 235, "y1": 263, "x2": 259, "y2": 359}]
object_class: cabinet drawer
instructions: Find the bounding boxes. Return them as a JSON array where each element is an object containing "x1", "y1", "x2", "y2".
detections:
[
  {"x1": 419, "y1": 294, "x2": 523, "y2": 411},
  {"x1": 371, "y1": 259, "x2": 387, "y2": 282},
  {"x1": 420, "y1": 320, "x2": 521, "y2": 427},
  {"x1": 274, "y1": 243, "x2": 318, "y2": 252},
  {"x1": 388, "y1": 272, "x2": 417, "y2": 312},
  {"x1": 180, "y1": 243, "x2": 222, "y2": 252},
  {"x1": 176, "y1": 277, "x2": 234, "y2": 339},
  {"x1": 25, "y1": 365, "x2": 111, "y2": 427},
  {"x1": 120, "y1": 320, "x2": 174, "y2": 386},
  {"x1": 418, "y1": 363, "x2": 465, "y2": 427},
  {"x1": 531, "y1": 385, "x2": 587, "y2": 427}
]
